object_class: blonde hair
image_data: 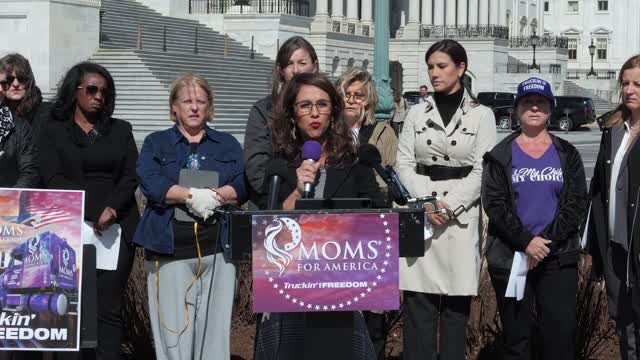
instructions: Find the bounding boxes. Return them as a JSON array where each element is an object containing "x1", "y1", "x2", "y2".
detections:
[
  {"x1": 606, "y1": 54, "x2": 640, "y2": 128},
  {"x1": 169, "y1": 73, "x2": 214, "y2": 122},
  {"x1": 337, "y1": 68, "x2": 378, "y2": 126}
]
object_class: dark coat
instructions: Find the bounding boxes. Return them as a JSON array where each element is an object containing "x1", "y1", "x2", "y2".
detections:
[
  {"x1": 588, "y1": 125, "x2": 640, "y2": 316},
  {"x1": 38, "y1": 118, "x2": 140, "y2": 241},
  {"x1": 0, "y1": 107, "x2": 39, "y2": 188},
  {"x1": 274, "y1": 160, "x2": 387, "y2": 208},
  {"x1": 482, "y1": 131, "x2": 588, "y2": 270},
  {"x1": 244, "y1": 95, "x2": 274, "y2": 208}
]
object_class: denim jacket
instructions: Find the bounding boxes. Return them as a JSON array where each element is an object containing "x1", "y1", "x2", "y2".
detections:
[{"x1": 133, "y1": 125, "x2": 247, "y2": 254}]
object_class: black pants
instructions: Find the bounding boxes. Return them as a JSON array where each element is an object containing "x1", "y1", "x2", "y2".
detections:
[
  {"x1": 93, "y1": 239, "x2": 135, "y2": 360},
  {"x1": 363, "y1": 312, "x2": 386, "y2": 360},
  {"x1": 490, "y1": 259, "x2": 578, "y2": 360},
  {"x1": 402, "y1": 292, "x2": 471, "y2": 360}
]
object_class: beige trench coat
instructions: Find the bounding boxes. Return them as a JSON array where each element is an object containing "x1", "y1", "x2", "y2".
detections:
[{"x1": 396, "y1": 91, "x2": 496, "y2": 296}]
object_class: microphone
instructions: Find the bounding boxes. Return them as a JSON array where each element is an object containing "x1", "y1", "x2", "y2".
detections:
[
  {"x1": 265, "y1": 159, "x2": 288, "y2": 210},
  {"x1": 358, "y1": 144, "x2": 410, "y2": 205},
  {"x1": 301, "y1": 141, "x2": 322, "y2": 198}
]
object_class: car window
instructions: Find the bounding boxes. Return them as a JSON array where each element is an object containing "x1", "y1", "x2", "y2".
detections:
[{"x1": 496, "y1": 93, "x2": 512, "y2": 99}]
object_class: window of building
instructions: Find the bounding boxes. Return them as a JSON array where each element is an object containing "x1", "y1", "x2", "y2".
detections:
[
  {"x1": 544, "y1": 1, "x2": 550, "y2": 12},
  {"x1": 596, "y1": 38, "x2": 607, "y2": 60},
  {"x1": 597, "y1": 0, "x2": 608, "y2": 11},
  {"x1": 567, "y1": 1, "x2": 579, "y2": 13},
  {"x1": 568, "y1": 38, "x2": 577, "y2": 60}
]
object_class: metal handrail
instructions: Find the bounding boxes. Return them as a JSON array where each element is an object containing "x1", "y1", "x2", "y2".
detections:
[
  {"x1": 189, "y1": 0, "x2": 310, "y2": 16},
  {"x1": 419, "y1": 25, "x2": 509, "y2": 40}
]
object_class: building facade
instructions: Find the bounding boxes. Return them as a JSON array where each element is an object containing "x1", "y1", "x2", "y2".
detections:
[{"x1": 542, "y1": 0, "x2": 640, "y2": 75}]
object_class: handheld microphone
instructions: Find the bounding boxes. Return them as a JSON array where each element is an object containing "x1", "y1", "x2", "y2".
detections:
[
  {"x1": 301, "y1": 141, "x2": 322, "y2": 198},
  {"x1": 358, "y1": 144, "x2": 410, "y2": 205},
  {"x1": 265, "y1": 159, "x2": 289, "y2": 210}
]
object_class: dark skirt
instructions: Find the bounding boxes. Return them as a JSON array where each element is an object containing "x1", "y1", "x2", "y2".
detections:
[{"x1": 254, "y1": 312, "x2": 376, "y2": 360}]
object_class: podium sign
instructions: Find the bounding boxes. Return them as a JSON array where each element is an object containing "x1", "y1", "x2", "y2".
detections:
[
  {"x1": 252, "y1": 213, "x2": 399, "y2": 313},
  {"x1": 0, "y1": 189, "x2": 84, "y2": 351}
]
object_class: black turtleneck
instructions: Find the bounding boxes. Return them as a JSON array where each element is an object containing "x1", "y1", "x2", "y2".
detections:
[{"x1": 434, "y1": 86, "x2": 464, "y2": 128}]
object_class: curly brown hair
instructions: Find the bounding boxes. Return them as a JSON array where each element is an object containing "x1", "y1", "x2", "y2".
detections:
[{"x1": 271, "y1": 72, "x2": 354, "y2": 166}]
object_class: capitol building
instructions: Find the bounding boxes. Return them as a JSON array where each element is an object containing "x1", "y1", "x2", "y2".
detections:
[{"x1": 1, "y1": 0, "x2": 639, "y2": 141}]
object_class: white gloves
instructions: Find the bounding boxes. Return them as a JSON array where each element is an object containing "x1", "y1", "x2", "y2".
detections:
[{"x1": 185, "y1": 188, "x2": 221, "y2": 221}]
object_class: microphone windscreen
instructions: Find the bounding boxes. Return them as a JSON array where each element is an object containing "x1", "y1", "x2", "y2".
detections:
[
  {"x1": 357, "y1": 143, "x2": 383, "y2": 167},
  {"x1": 301, "y1": 141, "x2": 322, "y2": 161},
  {"x1": 265, "y1": 159, "x2": 289, "y2": 178}
]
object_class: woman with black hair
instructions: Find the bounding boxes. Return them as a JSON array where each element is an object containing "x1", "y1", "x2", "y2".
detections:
[
  {"x1": 244, "y1": 36, "x2": 319, "y2": 208},
  {"x1": 0, "y1": 53, "x2": 51, "y2": 139},
  {"x1": 38, "y1": 62, "x2": 138, "y2": 360},
  {"x1": 396, "y1": 39, "x2": 496, "y2": 360}
]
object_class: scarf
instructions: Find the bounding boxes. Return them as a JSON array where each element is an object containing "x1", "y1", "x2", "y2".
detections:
[{"x1": 0, "y1": 104, "x2": 14, "y2": 144}]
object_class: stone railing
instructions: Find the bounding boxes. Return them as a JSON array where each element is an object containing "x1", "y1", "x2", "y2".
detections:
[
  {"x1": 189, "y1": 0, "x2": 310, "y2": 16},
  {"x1": 419, "y1": 25, "x2": 509, "y2": 40}
]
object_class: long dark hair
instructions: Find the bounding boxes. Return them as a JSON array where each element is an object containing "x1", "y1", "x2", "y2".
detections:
[
  {"x1": 271, "y1": 72, "x2": 354, "y2": 166},
  {"x1": 272, "y1": 36, "x2": 318, "y2": 100},
  {"x1": 425, "y1": 39, "x2": 477, "y2": 101},
  {"x1": 0, "y1": 53, "x2": 41, "y2": 117},
  {"x1": 50, "y1": 62, "x2": 116, "y2": 122},
  {"x1": 607, "y1": 54, "x2": 640, "y2": 128}
]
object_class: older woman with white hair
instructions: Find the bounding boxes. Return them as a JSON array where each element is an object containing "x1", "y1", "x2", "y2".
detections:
[{"x1": 134, "y1": 73, "x2": 246, "y2": 360}]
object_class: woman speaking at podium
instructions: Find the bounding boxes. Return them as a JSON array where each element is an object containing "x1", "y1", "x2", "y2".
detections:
[
  {"x1": 395, "y1": 40, "x2": 496, "y2": 360},
  {"x1": 254, "y1": 72, "x2": 384, "y2": 359}
]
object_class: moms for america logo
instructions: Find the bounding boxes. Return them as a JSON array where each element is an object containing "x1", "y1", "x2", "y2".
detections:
[{"x1": 252, "y1": 213, "x2": 400, "y2": 312}]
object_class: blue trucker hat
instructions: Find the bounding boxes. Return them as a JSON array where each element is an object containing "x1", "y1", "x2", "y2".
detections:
[{"x1": 515, "y1": 77, "x2": 555, "y2": 107}]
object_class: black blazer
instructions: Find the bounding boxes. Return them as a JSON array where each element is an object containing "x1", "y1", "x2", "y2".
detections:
[
  {"x1": 38, "y1": 118, "x2": 140, "y2": 241},
  {"x1": 589, "y1": 126, "x2": 640, "y2": 290},
  {"x1": 273, "y1": 160, "x2": 387, "y2": 208}
]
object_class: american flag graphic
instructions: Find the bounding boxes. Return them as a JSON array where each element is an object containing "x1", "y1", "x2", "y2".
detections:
[{"x1": 20, "y1": 205, "x2": 74, "y2": 229}]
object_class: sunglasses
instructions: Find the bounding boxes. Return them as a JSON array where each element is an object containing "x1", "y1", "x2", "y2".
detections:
[
  {"x1": 0, "y1": 75, "x2": 29, "y2": 88},
  {"x1": 77, "y1": 85, "x2": 110, "y2": 97}
]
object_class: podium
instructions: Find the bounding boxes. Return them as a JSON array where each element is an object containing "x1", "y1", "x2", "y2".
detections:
[{"x1": 224, "y1": 207, "x2": 425, "y2": 359}]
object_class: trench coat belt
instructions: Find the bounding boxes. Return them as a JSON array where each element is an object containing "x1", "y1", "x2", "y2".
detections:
[{"x1": 415, "y1": 163, "x2": 473, "y2": 181}]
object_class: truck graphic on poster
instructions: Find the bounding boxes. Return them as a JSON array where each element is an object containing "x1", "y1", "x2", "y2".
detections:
[{"x1": 0, "y1": 231, "x2": 77, "y2": 316}]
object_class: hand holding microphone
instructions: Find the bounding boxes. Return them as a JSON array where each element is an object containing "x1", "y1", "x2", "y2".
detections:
[{"x1": 300, "y1": 141, "x2": 322, "y2": 198}]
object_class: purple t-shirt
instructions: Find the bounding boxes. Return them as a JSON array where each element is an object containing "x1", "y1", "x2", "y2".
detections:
[{"x1": 511, "y1": 141, "x2": 563, "y2": 236}]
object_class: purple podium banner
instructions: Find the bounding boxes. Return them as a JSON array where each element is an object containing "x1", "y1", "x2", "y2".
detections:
[
  {"x1": 252, "y1": 213, "x2": 399, "y2": 313},
  {"x1": 0, "y1": 189, "x2": 84, "y2": 351}
]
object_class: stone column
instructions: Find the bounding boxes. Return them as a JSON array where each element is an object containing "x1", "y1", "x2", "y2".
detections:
[
  {"x1": 373, "y1": 0, "x2": 393, "y2": 120},
  {"x1": 311, "y1": 0, "x2": 330, "y2": 32},
  {"x1": 408, "y1": 0, "x2": 420, "y2": 24},
  {"x1": 433, "y1": 0, "x2": 444, "y2": 26},
  {"x1": 361, "y1": 0, "x2": 373, "y2": 24},
  {"x1": 499, "y1": 0, "x2": 508, "y2": 25},
  {"x1": 421, "y1": 0, "x2": 433, "y2": 25},
  {"x1": 445, "y1": 0, "x2": 456, "y2": 26},
  {"x1": 403, "y1": 0, "x2": 421, "y2": 38},
  {"x1": 330, "y1": 0, "x2": 343, "y2": 32},
  {"x1": 346, "y1": 0, "x2": 358, "y2": 21},
  {"x1": 489, "y1": 0, "x2": 499, "y2": 25},
  {"x1": 331, "y1": 0, "x2": 343, "y2": 18},
  {"x1": 315, "y1": 0, "x2": 328, "y2": 17},
  {"x1": 478, "y1": 0, "x2": 489, "y2": 25},
  {"x1": 468, "y1": 0, "x2": 478, "y2": 25},
  {"x1": 458, "y1": 0, "x2": 468, "y2": 26}
]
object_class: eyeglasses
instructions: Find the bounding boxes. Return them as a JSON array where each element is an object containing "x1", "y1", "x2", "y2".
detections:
[
  {"x1": 344, "y1": 92, "x2": 366, "y2": 102},
  {"x1": 0, "y1": 75, "x2": 29, "y2": 89},
  {"x1": 77, "y1": 85, "x2": 110, "y2": 97},
  {"x1": 294, "y1": 100, "x2": 332, "y2": 115}
]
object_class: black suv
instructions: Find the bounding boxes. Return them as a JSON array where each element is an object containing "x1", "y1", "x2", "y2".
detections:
[
  {"x1": 511, "y1": 96, "x2": 596, "y2": 131},
  {"x1": 550, "y1": 96, "x2": 596, "y2": 131},
  {"x1": 477, "y1": 92, "x2": 516, "y2": 129}
]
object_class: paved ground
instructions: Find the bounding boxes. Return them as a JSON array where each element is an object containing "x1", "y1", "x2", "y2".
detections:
[{"x1": 497, "y1": 123, "x2": 602, "y2": 182}]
